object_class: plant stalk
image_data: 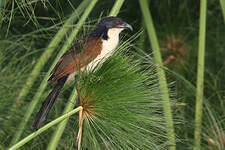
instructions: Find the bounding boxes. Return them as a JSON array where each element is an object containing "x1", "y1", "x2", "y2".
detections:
[
  {"x1": 0, "y1": 0, "x2": 4, "y2": 27},
  {"x1": 138, "y1": 0, "x2": 176, "y2": 149},
  {"x1": 194, "y1": 0, "x2": 207, "y2": 150},
  {"x1": 77, "y1": 108, "x2": 84, "y2": 150},
  {"x1": 109, "y1": 0, "x2": 125, "y2": 16},
  {"x1": 219, "y1": 0, "x2": 225, "y2": 24},
  {"x1": 8, "y1": 106, "x2": 82, "y2": 150},
  {"x1": 137, "y1": 18, "x2": 147, "y2": 51}
]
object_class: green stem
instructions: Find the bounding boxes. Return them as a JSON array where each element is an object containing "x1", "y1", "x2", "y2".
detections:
[
  {"x1": 138, "y1": 0, "x2": 176, "y2": 150},
  {"x1": 10, "y1": 0, "x2": 90, "y2": 145},
  {"x1": 0, "y1": 0, "x2": 2, "y2": 9},
  {"x1": 219, "y1": 0, "x2": 225, "y2": 24},
  {"x1": 137, "y1": 18, "x2": 147, "y2": 51},
  {"x1": 194, "y1": 0, "x2": 207, "y2": 150},
  {"x1": 46, "y1": 0, "x2": 98, "y2": 149},
  {"x1": 8, "y1": 106, "x2": 82, "y2": 150},
  {"x1": 109, "y1": 0, "x2": 125, "y2": 16},
  {"x1": 0, "y1": 0, "x2": 4, "y2": 27}
]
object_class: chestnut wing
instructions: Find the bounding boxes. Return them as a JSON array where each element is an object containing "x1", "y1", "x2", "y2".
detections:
[{"x1": 48, "y1": 37, "x2": 102, "y2": 83}]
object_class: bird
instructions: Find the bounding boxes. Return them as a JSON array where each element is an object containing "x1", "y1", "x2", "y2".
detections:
[{"x1": 32, "y1": 16, "x2": 133, "y2": 130}]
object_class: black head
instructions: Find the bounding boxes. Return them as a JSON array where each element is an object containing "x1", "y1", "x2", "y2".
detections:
[
  {"x1": 97, "y1": 17, "x2": 133, "y2": 30},
  {"x1": 89, "y1": 17, "x2": 132, "y2": 40}
]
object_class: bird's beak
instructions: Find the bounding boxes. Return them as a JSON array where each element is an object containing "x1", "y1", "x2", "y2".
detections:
[{"x1": 117, "y1": 22, "x2": 133, "y2": 31}]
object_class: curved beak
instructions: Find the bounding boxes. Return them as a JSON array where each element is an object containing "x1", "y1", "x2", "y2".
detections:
[{"x1": 117, "y1": 22, "x2": 133, "y2": 31}]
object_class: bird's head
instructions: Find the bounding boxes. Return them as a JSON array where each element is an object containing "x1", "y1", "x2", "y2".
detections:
[
  {"x1": 97, "y1": 16, "x2": 133, "y2": 31},
  {"x1": 90, "y1": 17, "x2": 132, "y2": 40}
]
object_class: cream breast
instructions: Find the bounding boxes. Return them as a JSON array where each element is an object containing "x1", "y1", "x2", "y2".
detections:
[{"x1": 67, "y1": 28, "x2": 124, "y2": 82}]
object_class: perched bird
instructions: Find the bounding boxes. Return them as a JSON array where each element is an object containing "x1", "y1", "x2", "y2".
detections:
[{"x1": 32, "y1": 17, "x2": 133, "y2": 130}]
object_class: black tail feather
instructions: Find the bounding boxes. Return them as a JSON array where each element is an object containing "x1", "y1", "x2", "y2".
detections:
[{"x1": 32, "y1": 75, "x2": 68, "y2": 130}]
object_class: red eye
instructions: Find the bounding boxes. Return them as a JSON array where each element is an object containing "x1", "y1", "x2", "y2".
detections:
[{"x1": 114, "y1": 22, "x2": 119, "y2": 26}]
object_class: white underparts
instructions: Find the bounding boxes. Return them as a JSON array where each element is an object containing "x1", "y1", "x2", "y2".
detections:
[
  {"x1": 67, "y1": 28, "x2": 124, "y2": 82},
  {"x1": 84, "y1": 28, "x2": 124, "y2": 71}
]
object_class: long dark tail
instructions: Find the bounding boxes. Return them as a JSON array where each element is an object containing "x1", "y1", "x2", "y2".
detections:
[{"x1": 32, "y1": 75, "x2": 68, "y2": 130}]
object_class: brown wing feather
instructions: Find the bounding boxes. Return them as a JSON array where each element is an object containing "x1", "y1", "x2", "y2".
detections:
[{"x1": 49, "y1": 37, "x2": 102, "y2": 82}]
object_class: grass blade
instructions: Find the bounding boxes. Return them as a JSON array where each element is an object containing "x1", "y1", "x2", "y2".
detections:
[
  {"x1": 8, "y1": 106, "x2": 82, "y2": 150},
  {"x1": 109, "y1": 0, "x2": 125, "y2": 16},
  {"x1": 137, "y1": 18, "x2": 146, "y2": 51},
  {"x1": 0, "y1": 0, "x2": 5, "y2": 27},
  {"x1": 194, "y1": 0, "x2": 207, "y2": 149},
  {"x1": 219, "y1": 0, "x2": 225, "y2": 24},
  {"x1": 10, "y1": 0, "x2": 91, "y2": 145},
  {"x1": 138, "y1": 0, "x2": 176, "y2": 149}
]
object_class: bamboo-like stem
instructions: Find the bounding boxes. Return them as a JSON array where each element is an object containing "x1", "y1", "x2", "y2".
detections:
[
  {"x1": 194, "y1": 0, "x2": 207, "y2": 150},
  {"x1": 219, "y1": 0, "x2": 225, "y2": 24},
  {"x1": 138, "y1": 0, "x2": 176, "y2": 150},
  {"x1": 9, "y1": 0, "x2": 91, "y2": 145},
  {"x1": 8, "y1": 106, "x2": 82, "y2": 150},
  {"x1": 109, "y1": 0, "x2": 125, "y2": 16},
  {"x1": 46, "y1": 1, "x2": 98, "y2": 149}
]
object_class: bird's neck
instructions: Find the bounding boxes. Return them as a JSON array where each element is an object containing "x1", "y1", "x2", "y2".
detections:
[
  {"x1": 100, "y1": 28, "x2": 124, "y2": 58},
  {"x1": 89, "y1": 25, "x2": 108, "y2": 40},
  {"x1": 83, "y1": 28, "x2": 124, "y2": 73},
  {"x1": 90, "y1": 27, "x2": 124, "y2": 56}
]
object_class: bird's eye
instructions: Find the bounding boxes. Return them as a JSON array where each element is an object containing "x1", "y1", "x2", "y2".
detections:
[{"x1": 114, "y1": 21, "x2": 120, "y2": 26}]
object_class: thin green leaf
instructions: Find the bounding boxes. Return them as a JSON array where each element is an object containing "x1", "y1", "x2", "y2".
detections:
[
  {"x1": 138, "y1": 0, "x2": 176, "y2": 149},
  {"x1": 8, "y1": 106, "x2": 82, "y2": 150},
  {"x1": 194, "y1": 0, "x2": 207, "y2": 149}
]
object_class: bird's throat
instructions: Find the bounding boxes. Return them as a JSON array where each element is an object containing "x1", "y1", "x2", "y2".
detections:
[
  {"x1": 101, "y1": 28, "x2": 122, "y2": 56},
  {"x1": 84, "y1": 28, "x2": 123, "y2": 72}
]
